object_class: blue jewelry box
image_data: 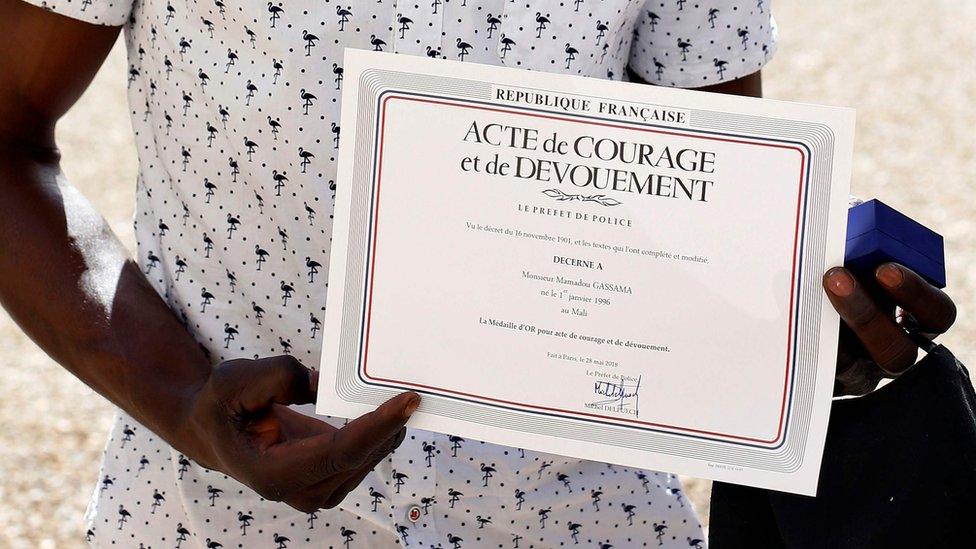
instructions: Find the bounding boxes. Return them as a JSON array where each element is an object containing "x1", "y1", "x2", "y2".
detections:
[{"x1": 845, "y1": 199, "x2": 946, "y2": 288}]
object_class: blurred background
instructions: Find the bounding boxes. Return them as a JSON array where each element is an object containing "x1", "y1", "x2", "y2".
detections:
[{"x1": 1, "y1": 1, "x2": 974, "y2": 546}]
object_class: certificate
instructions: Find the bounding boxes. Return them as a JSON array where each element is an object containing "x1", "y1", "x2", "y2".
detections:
[{"x1": 317, "y1": 49, "x2": 854, "y2": 496}]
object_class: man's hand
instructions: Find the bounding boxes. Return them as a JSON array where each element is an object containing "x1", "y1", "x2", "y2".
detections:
[
  {"x1": 187, "y1": 356, "x2": 420, "y2": 512},
  {"x1": 824, "y1": 263, "x2": 957, "y2": 396}
]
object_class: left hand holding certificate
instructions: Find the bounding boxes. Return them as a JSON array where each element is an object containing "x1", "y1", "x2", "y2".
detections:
[{"x1": 317, "y1": 50, "x2": 855, "y2": 495}]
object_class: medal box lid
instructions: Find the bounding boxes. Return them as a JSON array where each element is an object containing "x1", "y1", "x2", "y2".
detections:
[{"x1": 845, "y1": 199, "x2": 946, "y2": 288}]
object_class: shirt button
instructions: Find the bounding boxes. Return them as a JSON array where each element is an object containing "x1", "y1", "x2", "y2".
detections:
[{"x1": 406, "y1": 505, "x2": 422, "y2": 523}]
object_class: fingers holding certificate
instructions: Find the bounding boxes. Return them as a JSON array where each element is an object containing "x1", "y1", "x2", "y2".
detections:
[{"x1": 317, "y1": 50, "x2": 855, "y2": 496}]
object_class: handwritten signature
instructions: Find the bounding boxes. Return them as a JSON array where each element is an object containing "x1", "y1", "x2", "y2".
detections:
[{"x1": 587, "y1": 376, "x2": 641, "y2": 415}]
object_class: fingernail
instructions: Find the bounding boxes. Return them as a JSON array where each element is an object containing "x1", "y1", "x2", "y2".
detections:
[
  {"x1": 825, "y1": 268, "x2": 855, "y2": 297},
  {"x1": 876, "y1": 263, "x2": 904, "y2": 289},
  {"x1": 403, "y1": 394, "x2": 421, "y2": 418}
]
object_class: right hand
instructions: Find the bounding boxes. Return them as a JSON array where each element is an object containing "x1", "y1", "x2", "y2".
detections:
[{"x1": 184, "y1": 356, "x2": 420, "y2": 512}]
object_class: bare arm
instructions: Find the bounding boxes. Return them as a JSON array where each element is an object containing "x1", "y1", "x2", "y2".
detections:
[
  {"x1": 0, "y1": 0, "x2": 418, "y2": 512},
  {"x1": 0, "y1": 1, "x2": 209, "y2": 447}
]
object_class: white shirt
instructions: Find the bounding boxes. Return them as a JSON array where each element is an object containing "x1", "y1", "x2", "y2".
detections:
[{"x1": 24, "y1": 0, "x2": 776, "y2": 547}]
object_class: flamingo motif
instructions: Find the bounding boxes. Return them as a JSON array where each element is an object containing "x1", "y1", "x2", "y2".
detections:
[
  {"x1": 309, "y1": 313, "x2": 321, "y2": 339},
  {"x1": 677, "y1": 38, "x2": 692, "y2": 61},
  {"x1": 226, "y1": 213, "x2": 240, "y2": 238},
  {"x1": 653, "y1": 521, "x2": 668, "y2": 545},
  {"x1": 151, "y1": 489, "x2": 165, "y2": 514},
  {"x1": 397, "y1": 14, "x2": 413, "y2": 38},
  {"x1": 267, "y1": 2, "x2": 284, "y2": 27},
  {"x1": 244, "y1": 79, "x2": 258, "y2": 105},
  {"x1": 203, "y1": 233, "x2": 214, "y2": 257},
  {"x1": 568, "y1": 522, "x2": 582, "y2": 544},
  {"x1": 280, "y1": 281, "x2": 295, "y2": 305},
  {"x1": 268, "y1": 116, "x2": 281, "y2": 139},
  {"x1": 117, "y1": 505, "x2": 131, "y2": 530},
  {"x1": 622, "y1": 502, "x2": 637, "y2": 526},
  {"x1": 223, "y1": 323, "x2": 238, "y2": 348},
  {"x1": 237, "y1": 511, "x2": 253, "y2": 535},
  {"x1": 225, "y1": 48, "x2": 237, "y2": 73},
  {"x1": 422, "y1": 440, "x2": 436, "y2": 467},
  {"x1": 448, "y1": 488, "x2": 462, "y2": 508},
  {"x1": 144, "y1": 252, "x2": 159, "y2": 274},
  {"x1": 564, "y1": 43, "x2": 579, "y2": 69},
  {"x1": 557, "y1": 472, "x2": 572, "y2": 491},
  {"x1": 175, "y1": 523, "x2": 191, "y2": 547},
  {"x1": 666, "y1": 486, "x2": 685, "y2": 507},
  {"x1": 595, "y1": 20, "x2": 609, "y2": 44},
  {"x1": 486, "y1": 14, "x2": 501, "y2": 38},
  {"x1": 392, "y1": 469, "x2": 409, "y2": 493},
  {"x1": 302, "y1": 30, "x2": 318, "y2": 56},
  {"x1": 370, "y1": 34, "x2": 386, "y2": 51},
  {"x1": 200, "y1": 287, "x2": 214, "y2": 312},
  {"x1": 273, "y1": 59, "x2": 284, "y2": 84},
  {"x1": 591, "y1": 489, "x2": 603, "y2": 510},
  {"x1": 251, "y1": 302, "x2": 265, "y2": 325},
  {"x1": 331, "y1": 122, "x2": 340, "y2": 148},
  {"x1": 205, "y1": 122, "x2": 217, "y2": 146},
  {"x1": 713, "y1": 57, "x2": 728, "y2": 80},
  {"x1": 305, "y1": 256, "x2": 321, "y2": 282},
  {"x1": 535, "y1": 12, "x2": 550, "y2": 38},
  {"x1": 499, "y1": 34, "x2": 516, "y2": 58},
  {"x1": 538, "y1": 507, "x2": 551, "y2": 529},
  {"x1": 207, "y1": 485, "x2": 223, "y2": 506},
  {"x1": 243, "y1": 136, "x2": 258, "y2": 161},
  {"x1": 299, "y1": 88, "x2": 318, "y2": 116},
  {"x1": 304, "y1": 201, "x2": 315, "y2": 224},
  {"x1": 254, "y1": 245, "x2": 269, "y2": 270},
  {"x1": 653, "y1": 57, "x2": 666, "y2": 80},
  {"x1": 480, "y1": 463, "x2": 496, "y2": 486},
  {"x1": 333, "y1": 63, "x2": 344, "y2": 89},
  {"x1": 737, "y1": 26, "x2": 750, "y2": 48},
  {"x1": 336, "y1": 6, "x2": 353, "y2": 31},
  {"x1": 340, "y1": 526, "x2": 356, "y2": 547},
  {"x1": 647, "y1": 11, "x2": 660, "y2": 32},
  {"x1": 369, "y1": 487, "x2": 385, "y2": 512},
  {"x1": 449, "y1": 435, "x2": 464, "y2": 457}
]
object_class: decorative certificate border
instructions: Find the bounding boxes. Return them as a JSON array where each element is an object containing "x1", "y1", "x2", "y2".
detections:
[{"x1": 333, "y1": 69, "x2": 837, "y2": 474}]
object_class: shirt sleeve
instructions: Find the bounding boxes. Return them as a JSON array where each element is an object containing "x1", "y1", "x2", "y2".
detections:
[
  {"x1": 20, "y1": 0, "x2": 134, "y2": 26},
  {"x1": 628, "y1": 0, "x2": 778, "y2": 88}
]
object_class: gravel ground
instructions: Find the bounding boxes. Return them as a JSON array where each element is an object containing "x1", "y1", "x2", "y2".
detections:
[{"x1": 1, "y1": 1, "x2": 973, "y2": 546}]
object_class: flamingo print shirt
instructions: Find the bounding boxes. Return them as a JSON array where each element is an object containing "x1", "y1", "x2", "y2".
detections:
[{"x1": 24, "y1": 0, "x2": 776, "y2": 547}]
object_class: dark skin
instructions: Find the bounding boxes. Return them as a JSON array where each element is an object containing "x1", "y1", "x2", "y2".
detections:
[{"x1": 0, "y1": 1, "x2": 956, "y2": 512}]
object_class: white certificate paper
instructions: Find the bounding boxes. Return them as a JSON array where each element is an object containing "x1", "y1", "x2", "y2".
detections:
[{"x1": 317, "y1": 49, "x2": 854, "y2": 496}]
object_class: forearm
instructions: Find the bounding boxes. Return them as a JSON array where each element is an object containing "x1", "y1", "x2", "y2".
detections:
[{"x1": 0, "y1": 143, "x2": 213, "y2": 460}]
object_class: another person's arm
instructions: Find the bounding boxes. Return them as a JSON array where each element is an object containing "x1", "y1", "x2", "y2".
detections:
[{"x1": 0, "y1": 0, "x2": 417, "y2": 512}]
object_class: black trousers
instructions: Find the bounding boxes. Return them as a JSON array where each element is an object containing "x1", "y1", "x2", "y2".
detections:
[{"x1": 709, "y1": 346, "x2": 976, "y2": 548}]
